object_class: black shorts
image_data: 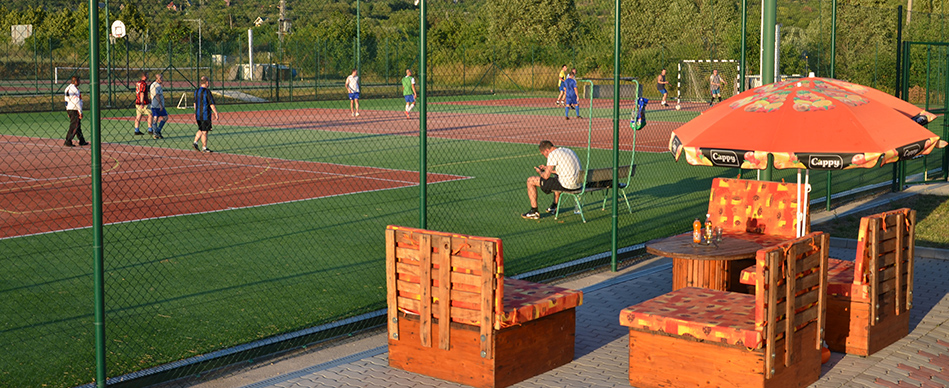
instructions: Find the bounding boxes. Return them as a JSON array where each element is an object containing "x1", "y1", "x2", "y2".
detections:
[
  {"x1": 540, "y1": 175, "x2": 569, "y2": 194},
  {"x1": 197, "y1": 120, "x2": 212, "y2": 132}
]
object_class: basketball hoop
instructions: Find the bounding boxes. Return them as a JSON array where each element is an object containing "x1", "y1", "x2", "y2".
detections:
[{"x1": 111, "y1": 20, "x2": 127, "y2": 39}]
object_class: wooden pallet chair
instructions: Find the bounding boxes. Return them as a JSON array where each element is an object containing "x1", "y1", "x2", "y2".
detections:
[
  {"x1": 385, "y1": 225, "x2": 583, "y2": 388},
  {"x1": 619, "y1": 232, "x2": 829, "y2": 388},
  {"x1": 739, "y1": 208, "x2": 916, "y2": 356},
  {"x1": 707, "y1": 177, "x2": 809, "y2": 246}
]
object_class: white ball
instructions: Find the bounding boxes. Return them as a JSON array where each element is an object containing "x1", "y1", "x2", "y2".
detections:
[{"x1": 675, "y1": 104, "x2": 681, "y2": 111}]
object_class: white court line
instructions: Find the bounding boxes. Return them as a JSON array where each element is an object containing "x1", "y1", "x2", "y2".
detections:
[
  {"x1": 1, "y1": 140, "x2": 468, "y2": 186},
  {"x1": 0, "y1": 163, "x2": 217, "y2": 186},
  {"x1": 0, "y1": 173, "x2": 38, "y2": 181},
  {"x1": 0, "y1": 177, "x2": 470, "y2": 241}
]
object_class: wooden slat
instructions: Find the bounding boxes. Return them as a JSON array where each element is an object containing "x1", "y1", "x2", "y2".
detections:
[
  {"x1": 869, "y1": 218, "x2": 880, "y2": 326},
  {"x1": 419, "y1": 235, "x2": 433, "y2": 348},
  {"x1": 450, "y1": 289, "x2": 482, "y2": 305},
  {"x1": 435, "y1": 236, "x2": 452, "y2": 351},
  {"x1": 766, "y1": 249, "x2": 779, "y2": 379},
  {"x1": 395, "y1": 246, "x2": 421, "y2": 262},
  {"x1": 907, "y1": 210, "x2": 916, "y2": 310},
  {"x1": 396, "y1": 297, "x2": 482, "y2": 322},
  {"x1": 818, "y1": 233, "x2": 828, "y2": 349},
  {"x1": 447, "y1": 255, "x2": 483, "y2": 272},
  {"x1": 894, "y1": 213, "x2": 904, "y2": 315},
  {"x1": 785, "y1": 242, "x2": 797, "y2": 367},
  {"x1": 480, "y1": 240, "x2": 496, "y2": 360},
  {"x1": 386, "y1": 229, "x2": 399, "y2": 341},
  {"x1": 792, "y1": 304, "x2": 820, "y2": 328},
  {"x1": 396, "y1": 280, "x2": 421, "y2": 295},
  {"x1": 451, "y1": 272, "x2": 482, "y2": 288},
  {"x1": 396, "y1": 261, "x2": 420, "y2": 278}
]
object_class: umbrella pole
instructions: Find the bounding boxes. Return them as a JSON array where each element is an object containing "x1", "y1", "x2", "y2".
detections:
[
  {"x1": 797, "y1": 170, "x2": 803, "y2": 237},
  {"x1": 804, "y1": 170, "x2": 811, "y2": 235}
]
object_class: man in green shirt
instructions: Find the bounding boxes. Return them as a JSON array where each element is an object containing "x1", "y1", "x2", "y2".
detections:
[{"x1": 402, "y1": 69, "x2": 417, "y2": 119}]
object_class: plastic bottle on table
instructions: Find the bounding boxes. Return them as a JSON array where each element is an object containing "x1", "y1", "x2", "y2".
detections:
[
  {"x1": 692, "y1": 218, "x2": 702, "y2": 244},
  {"x1": 705, "y1": 214, "x2": 713, "y2": 243}
]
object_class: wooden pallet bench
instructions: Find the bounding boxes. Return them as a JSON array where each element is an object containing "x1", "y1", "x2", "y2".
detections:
[
  {"x1": 620, "y1": 232, "x2": 829, "y2": 388},
  {"x1": 740, "y1": 208, "x2": 915, "y2": 356},
  {"x1": 385, "y1": 226, "x2": 583, "y2": 388}
]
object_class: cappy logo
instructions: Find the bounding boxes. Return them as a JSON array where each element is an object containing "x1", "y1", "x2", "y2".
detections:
[
  {"x1": 669, "y1": 135, "x2": 683, "y2": 154},
  {"x1": 709, "y1": 150, "x2": 740, "y2": 167},
  {"x1": 901, "y1": 144, "x2": 922, "y2": 159},
  {"x1": 806, "y1": 154, "x2": 844, "y2": 169}
]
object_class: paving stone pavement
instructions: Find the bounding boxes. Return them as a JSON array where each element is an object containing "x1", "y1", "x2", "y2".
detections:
[{"x1": 219, "y1": 241, "x2": 949, "y2": 388}]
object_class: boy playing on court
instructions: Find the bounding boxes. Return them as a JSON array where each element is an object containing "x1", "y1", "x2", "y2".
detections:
[
  {"x1": 709, "y1": 69, "x2": 723, "y2": 105},
  {"x1": 555, "y1": 64, "x2": 568, "y2": 105},
  {"x1": 402, "y1": 69, "x2": 417, "y2": 119},
  {"x1": 563, "y1": 71, "x2": 581, "y2": 120},
  {"x1": 149, "y1": 74, "x2": 168, "y2": 139},
  {"x1": 345, "y1": 69, "x2": 360, "y2": 117},
  {"x1": 657, "y1": 69, "x2": 670, "y2": 106},
  {"x1": 133, "y1": 72, "x2": 151, "y2": 135},
  {"x1": 192, "y1": 76, "x2": 219, "y2": 153}
]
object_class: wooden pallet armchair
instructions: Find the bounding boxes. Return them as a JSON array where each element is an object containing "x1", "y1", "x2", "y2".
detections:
[
  {"x1": 385, "y1": 226, "x2": 583, "y2": 388},
  {"x1": 620, "y1": 232, "x2": 829, "y2": 388},
  {"x1": 740, "y1": 208, "x2": 916, "y2": 356}
]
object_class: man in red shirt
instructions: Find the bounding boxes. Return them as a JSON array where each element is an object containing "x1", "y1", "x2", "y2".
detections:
[{"x1": 133, "y1": 73, "x2": 151, "y2": 135}]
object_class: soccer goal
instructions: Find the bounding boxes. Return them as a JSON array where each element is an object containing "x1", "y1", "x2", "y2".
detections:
[
  {"x1": 676, "y1": 60, "x2": 741, "y2": 104},
  {"x1": 176, "y1": 92, "x2": 190, "y2": 109}
]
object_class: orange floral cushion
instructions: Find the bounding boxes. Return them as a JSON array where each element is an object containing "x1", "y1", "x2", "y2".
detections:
[
  {"x1": 707, "y1": 178, "x2": 804, "y2": 239},
  {"x1": 499, "y1": 278, "x2": 583, "y2": 328},
  {"x1": 740, "y1": 258, "x2": 854, "y2": 288},
  {"x1": 619, "y1": 287, "x2": 763, "y2": 349}
]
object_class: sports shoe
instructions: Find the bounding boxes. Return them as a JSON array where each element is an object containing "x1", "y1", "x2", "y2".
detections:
[
  {"x1": 351, "y1": 112, "x2": 355, "y2": 117},
  {"x1": 147, "y1": 129, "x2": 153, "y2": 134},
  {"x1": 546, "y1": 204, "x2": 558, "y2": 213},
  {"x1": 661, "y1": 102, "x2": 669, "y2": 106},
  {"x1": 521, "y1": 210, "x2": 540, "y2": 219},
  {"x1": 203, "y1": 148, "x2": 213, "y2": 153},
  {"x1": 78, "y1": 141, "x2": 89, "y2": 146},
  {"x1": 193, "y1": 142, "x2": 200, "y2": 151},
  {"x1": 405, "y1": 111, "x2": 410, "y2": 119},
  {"x1": 576, "y1": 115, "x2": 582, "y2": 119},
  {"x1": 153, "y1": 135, "x2": 160, "y2": 139},
  {"x1": 134, "y1": 131, "x2": 144, "y2": 135},
  {"x1": 355, "y1": 112, "x2": 360, "y2": 117},
  {"x1": 565, "y1": 116, "x2": 570, "y2": 120},
  {"x1": 64, "y1": 141, "x2": 74, "y2": 147}
]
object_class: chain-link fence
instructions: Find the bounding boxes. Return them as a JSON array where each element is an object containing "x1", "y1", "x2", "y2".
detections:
[{"x1": 1, "y1": 1, "x2": 947, "y2": 388}]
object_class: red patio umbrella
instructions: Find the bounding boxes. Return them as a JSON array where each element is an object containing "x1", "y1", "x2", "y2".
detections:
[
  {"x1": 667, "y1": 77, "x2": 945, "y2": 236},
  {"x1": 669, "y1": 77, "x2": 943, "y2": 170}
]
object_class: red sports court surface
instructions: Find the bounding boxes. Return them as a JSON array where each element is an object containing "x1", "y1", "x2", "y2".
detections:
[
  {"x1": 0, "y1": 135, "x2": 466, "y2": 238},
  {"x1": 131, "y1": 104, "x2": 687, "y2": 154}
]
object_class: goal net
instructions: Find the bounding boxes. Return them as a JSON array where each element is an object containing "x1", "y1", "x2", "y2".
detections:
[{"x1": 676, "y1": 60, "x2": 741, "y2": 104}]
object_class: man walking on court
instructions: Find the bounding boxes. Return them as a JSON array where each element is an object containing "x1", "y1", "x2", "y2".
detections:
[
  {"x1": 657, "y1": 69, "x2": 670, "y2": 106},
  {"x1": 133, "y1": 72, "x2": 151, "y2": 135},
  {"x1": 563, "y1": 70, "x2": 581, "y2": 120},
  {"x1": 149, "y1": 74, "x2": 168, "y2": 139},
  {"x1": 63, "y1": 76, "x2": 87, "y2": 147},
  {"x1": 709, "y1": 69, "x2": 723, "y2": 105},
  {"x1": 345, "y1": 69, "x2": 360, "y2": 117},
  {"x1": 192, "y1": 76, "x2": 219, "y2": 153},
  {"x1": 522, "y1": 140, "x2": 582, "y2": 219},
  {"x1": 402, "y1": 69, "x2": 417, "y2": 119}
]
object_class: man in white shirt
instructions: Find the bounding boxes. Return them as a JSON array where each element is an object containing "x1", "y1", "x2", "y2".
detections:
[
  {"x1": 345, "y1": 69, "x2": 360, "y2": 117},
  {"x1": 522, "y1": 140, "x2": 582, "y2": 219},
  {"x1": 64, "y1": 76, "x2": 87, "y2": 147},
  {"x1": 149, "y1": 74, "x2": 168, "y2": 139}
]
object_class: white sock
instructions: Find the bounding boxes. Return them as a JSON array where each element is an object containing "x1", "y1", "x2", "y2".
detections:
[{"x1": 409, "y1": 103, "x2": 415, "y2": 111}]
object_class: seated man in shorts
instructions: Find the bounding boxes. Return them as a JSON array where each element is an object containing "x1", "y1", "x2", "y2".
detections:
[{"x1": 522, "y1": 140, "x2": 582, "y2": 219}]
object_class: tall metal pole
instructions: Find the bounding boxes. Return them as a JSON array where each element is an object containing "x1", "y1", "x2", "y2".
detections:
[
  {"x1": 106, "y1": 0, "x2": 112, "y2": 107},
  {"x1": 419, "y1": 0, "x2": 427, "y2": 229},
  {"x1": 740, "y1": 0, "x2": 747, "y2": 91},
  {"x1": 611, "y1": 0, "x2": 620, "y2": 272},
  {"x1": 830, "y1": 0, "x2": 836, "y2": 78},
  {"x1": 761, "y1": 0, "x2": 776, "y2": 181},
  {"x1": 89, "y1": 0, "x2": 106, "y2": 386},
  {"x1": 896, "y1": 6, "x2": 904, "y2": 99},
  {"x1": 357, "y1": 0, "x2": 361, "y2": 77}
]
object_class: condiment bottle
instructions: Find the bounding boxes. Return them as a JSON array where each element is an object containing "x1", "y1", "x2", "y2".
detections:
[
  {"x1": 705, "y1": 214, "x2": 713, "y2": 243},
  {"x1": 693, "y1": 218, "x2": 702, "y2": 243}
]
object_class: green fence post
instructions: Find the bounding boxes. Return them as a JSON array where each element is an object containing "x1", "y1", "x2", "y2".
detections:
[
  {"x1": 740, "y1": 0, "x2": 747, "y2": 91},
  {"x1": 611, "y1": 0, "x2": 621, "y2": 272},
  {"x1": 896, "y1": 6, "x2": 904, "y2": 99},
  {"x1": 88, "y1": 0, "x2": 107, "y2": 386},
  {"x1": 945, "y1": 47, "x2": 949, "y2": 180},
  {"x1": 761, "y1": 0, "x2": 776, "y2": 181},
  {"x1": 50, "y1": 37, "x2": 54, "y2": 112},
  {"x1": 825, "y1": 171, "x2": 832, "y2": 211},
  {"x1": 830, "y1": 0, "x2": 836, "y2": 78},
  {"x1": 419, "y1": 0, "x2": 428, "y2": 229}
]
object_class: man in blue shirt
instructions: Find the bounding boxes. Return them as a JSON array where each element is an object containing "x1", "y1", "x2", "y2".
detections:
[
  {"x1": 563, "y1": 70, "x2": 581, "y2": 120},
  {"x1": 192, "y1": 76, "x2": 220, "y2": 152}
]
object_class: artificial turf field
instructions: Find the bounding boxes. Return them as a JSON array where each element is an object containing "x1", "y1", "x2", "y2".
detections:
[{"x1": 1, "y1": 93, "x2": 942, "y2": 387}]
